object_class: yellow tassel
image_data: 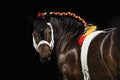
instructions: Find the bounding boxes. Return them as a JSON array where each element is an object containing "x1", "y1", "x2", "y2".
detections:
[{"x1": 84, "y1": 25, "x2": 97, "y2": 36}]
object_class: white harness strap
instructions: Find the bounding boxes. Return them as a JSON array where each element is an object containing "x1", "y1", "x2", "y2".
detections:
[{"x1": 81, "y1": 31, "x2": 103, "y2": 80}]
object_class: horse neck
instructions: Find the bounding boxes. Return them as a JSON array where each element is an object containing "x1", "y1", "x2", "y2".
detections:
[{"x1": 50, "y1": 17, "x2": 84, "y2": 53}]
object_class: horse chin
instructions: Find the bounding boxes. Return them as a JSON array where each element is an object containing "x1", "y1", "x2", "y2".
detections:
[
  {"x1": 38, "y1": 52, "x2": 52, "y2": 63},
  {"x1": 38, "y1": 51, "x2": 51, "y2": 63},
  {"x1": 39, "y1": 55, "x2": 51, "y2": 63}
]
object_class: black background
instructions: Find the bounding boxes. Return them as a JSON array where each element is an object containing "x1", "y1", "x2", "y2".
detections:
[{"x1": 3, "y1": 0, "x2": 120, "y2": 80}]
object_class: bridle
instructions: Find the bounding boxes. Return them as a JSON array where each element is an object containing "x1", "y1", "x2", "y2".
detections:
[{"x1": 33, "y1": 22, "x2": 54, "y2": 52}]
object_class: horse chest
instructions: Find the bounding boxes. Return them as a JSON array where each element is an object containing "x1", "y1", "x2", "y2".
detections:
[
  {"x1": 58, "y1": 48, "x2": 79, "y2": 78},
  {"x1": 58, "y1": 48, "x2": 78, "y2": 66}
]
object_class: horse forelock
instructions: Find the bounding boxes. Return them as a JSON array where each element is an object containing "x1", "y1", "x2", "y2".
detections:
[{"x1": 33, "y1": 17, "x2": 49, "y2": 32}]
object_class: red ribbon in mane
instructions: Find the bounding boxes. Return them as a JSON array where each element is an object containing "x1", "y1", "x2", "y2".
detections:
[
  {"x1": 37, "y1": 12, "x2": 43, "y2": 17},
  {"x1": 78, "y1": 34, "x2": 86, "y2": 46}
]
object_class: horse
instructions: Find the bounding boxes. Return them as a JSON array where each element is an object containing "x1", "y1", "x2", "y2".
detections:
[{"x1": 32, "y1": 12, "x2": 120, "y2": 80}]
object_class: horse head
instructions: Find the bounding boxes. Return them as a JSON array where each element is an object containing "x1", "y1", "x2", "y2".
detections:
[{"x1": 32, "y1": 12, "x2": 54, "y2": 63}]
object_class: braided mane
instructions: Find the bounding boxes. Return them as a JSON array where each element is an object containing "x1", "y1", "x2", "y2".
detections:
[{"x1": 37, "y1": 12, "x2": 87, "y2": 27}]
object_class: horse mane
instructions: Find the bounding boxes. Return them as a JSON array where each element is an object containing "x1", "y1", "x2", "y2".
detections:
[
  {"x1": 37, "y1": 12, "x2": 87, "y2": 27},
  {"x1": 37, "y1": 12, "x2": 87, "y2": 40}
]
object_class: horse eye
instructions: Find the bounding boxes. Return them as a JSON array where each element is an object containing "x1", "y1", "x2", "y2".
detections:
[
  {"x1": 32, "y1": 32, "x2": 37, "y2": 36},
  {"x1": 49, "y1": 32, "x2": 51, "y2": 35}
]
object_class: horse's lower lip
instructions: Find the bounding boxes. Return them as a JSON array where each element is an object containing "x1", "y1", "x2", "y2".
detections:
[
  {"x1": 39, "y1": 55, "x2": 51, "y2": 63},
  {"x1": 48, "y1": 56, "x2": 51, "y2": 61},
  {"x1": 40, "y1": 58, "x2": 48, "y2": 63}
]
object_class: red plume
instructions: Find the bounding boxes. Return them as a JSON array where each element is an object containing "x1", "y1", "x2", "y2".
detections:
[
  {"x1": 37, "y1": 12, "x2": 43, "y2": 17},
  {"x1": 78, "y1": 34, "x2": 86, "y2": 46}
]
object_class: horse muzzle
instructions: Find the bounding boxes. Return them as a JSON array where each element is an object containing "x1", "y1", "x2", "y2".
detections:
[{"x1": 38, "y1": 44, "x2": 51, "y2": 63}]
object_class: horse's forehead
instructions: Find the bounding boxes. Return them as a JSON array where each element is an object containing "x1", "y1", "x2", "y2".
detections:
[{"x1": 34, "y1": 22, "x2": 50, "y2": 31}]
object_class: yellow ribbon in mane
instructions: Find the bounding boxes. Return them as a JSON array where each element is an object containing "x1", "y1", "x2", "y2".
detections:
[
  {"x1": 78, "y1": 25, "x2": 97, "y2": 46},
  {"x1": 84, "y1": 25, "x2": 97, "y2": 36}
]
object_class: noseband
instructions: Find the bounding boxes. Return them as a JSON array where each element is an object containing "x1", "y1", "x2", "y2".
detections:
[{"x1": 33, "y1": 22, "x2": 54, "y2": 52}]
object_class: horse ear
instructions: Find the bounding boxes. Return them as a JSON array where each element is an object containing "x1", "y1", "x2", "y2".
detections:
[
  {"x1": 43, "y1": 7, "x2": 52, "y2": 12},
  {"x1": 41, "y1": 7, "x2": 52, "y2": 22},
  {"x1": 50, "y1": 17, "x2": 59, "y2": 26}
]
